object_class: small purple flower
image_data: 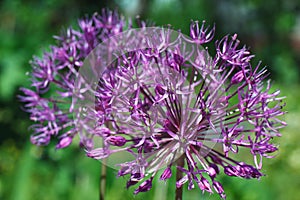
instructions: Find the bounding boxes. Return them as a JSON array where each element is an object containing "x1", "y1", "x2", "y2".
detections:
[
  {"x1": 197, "y1": 175, "x2": 213, "y2": 193},
  {"x1": 86, "y1": 148, "x2": 109, "y2": 160},
  {"x1": 213, "y1": 181, "x2": 226, "y2": 199},
  {"x1": 134, "y1": 177, "x2": 153, "y2": 194},
  {"x1": 189, "y1": 20, "x2": 215, "y2": 44},
  {"x1": 56, "y1": 136, "x2": 73, "y2": 149},
  {"x1": 216, "y1": 34, "x2": 254, "y2": 65},
  {"x1": 160, "y1": 167, "x2": 172, "y2": 181},
  {"x1": 106, "y1": 136, "x2": 127, "y2": 146}
]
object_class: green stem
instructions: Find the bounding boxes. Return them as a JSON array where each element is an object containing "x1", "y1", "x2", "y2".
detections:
[
  {"x1": 100, "y1": 160, "x2": 107, "y2": 200},
  {"x1": 175, "y1": 156, "x2": 185, "y2": 200}
]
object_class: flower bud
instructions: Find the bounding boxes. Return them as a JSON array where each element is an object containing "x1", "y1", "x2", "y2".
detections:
[
  {"x1": 86, "y1": 148, "x2": 109, "y2": 160},
  {"x1": 155, "y1": 84, "x2": 166, "y2": 95},
  {"x1": 213, "y1": 181, "x2": 226, "y2": 199},
  {"x1": 160, "y1": 167, "x2": 172, "y2": 180},
  {"x1": 107, "y1": 136, "x2": 127, "y2": 146},
  {"x1": 134, "y1": 177, "x2": 153, "y2": 194},
  {"x1": 56, "y1": 136, "x2": 72, "y2": 149}
]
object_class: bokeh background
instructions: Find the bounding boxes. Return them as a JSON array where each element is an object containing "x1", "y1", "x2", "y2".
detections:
[{"x1": 0, "y1": 0, "x2": 299, "y2": 199}]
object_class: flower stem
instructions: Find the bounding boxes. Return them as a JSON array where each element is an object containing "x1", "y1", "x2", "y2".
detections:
[
  {"x1": 100, "y1": 160, "x2": 107, "y2": 200},
  {"x1": 175, "y1": 156, "x2": 185, "y2": 200}
]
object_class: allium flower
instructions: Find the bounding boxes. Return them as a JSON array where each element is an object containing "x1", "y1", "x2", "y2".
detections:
[
  {"x1": 19, "y1": 9, "x2": 135, "y2": 149},
  {"x1": 19, "y1": 9, "x2": 286, "y2": 199}
]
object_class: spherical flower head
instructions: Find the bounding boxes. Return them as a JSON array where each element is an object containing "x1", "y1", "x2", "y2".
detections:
[
  {"x1": 78, "y1": 24, "x2": 285, "y2": 199},
  {"x1": 19, "y1": 9, "x2": 146, "y2": 149},
  {"x1": 19, "y1": 9, "x2": 286, "y2": 199}
]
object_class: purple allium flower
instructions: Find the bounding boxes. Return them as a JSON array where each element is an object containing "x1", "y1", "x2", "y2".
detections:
[
  {"x1": 19, "y1": 9, "x2": 286, "y2": 199},
  {"x1": 19, "y1": 9, "x2": 134, "y2": 148}
]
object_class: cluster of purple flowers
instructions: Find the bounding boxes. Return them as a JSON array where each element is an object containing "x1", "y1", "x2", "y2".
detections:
[
  {"x1": 19, "y1": 9, "x2": 286, "y2": 199},
  {"x1": 19, "y1": 9, "x2": 129, "y2": 148}
]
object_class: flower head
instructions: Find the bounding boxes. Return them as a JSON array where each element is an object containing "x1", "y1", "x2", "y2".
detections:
[
  {"x1": 19, "y1": 9, "x2": 131, "y2": 148},
  {"x1": 20, "y1": 9, "x2": 286, "y2": 199}
]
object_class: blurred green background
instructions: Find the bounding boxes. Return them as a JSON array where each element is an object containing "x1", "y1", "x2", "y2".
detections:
[{"x1": 0, "y1": 0, "x2": 299, "y2": 199}]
